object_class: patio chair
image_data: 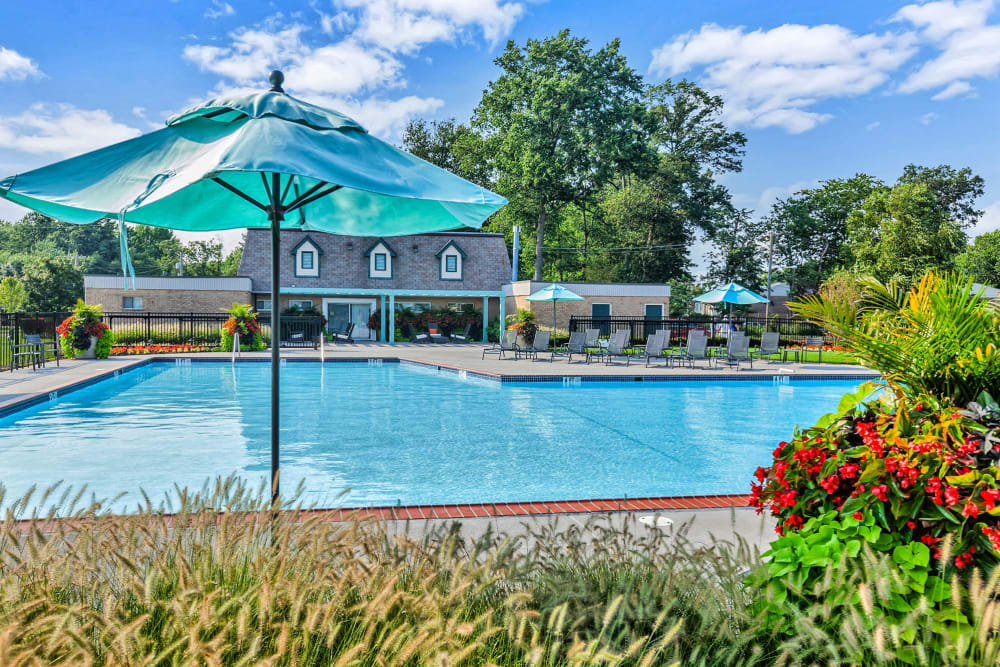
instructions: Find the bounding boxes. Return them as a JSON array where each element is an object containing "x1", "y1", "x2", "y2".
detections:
[
  {"x1": 449, "y1": 322, "x2": 472, "y2": 343},
  {"x1": 670, "y1": 331, "x2": 713, "y2": 369},
  {"x1": 482, "y1": 329, "x2": 517, "y2": 359},
  {"x1": 593, "y1": 329, "x2": 631, "y2": 366},
  {"x1": 643, "y1": 331, "x2": 668, "y2": 367},
  {"x1": 720, "y1": 334, "x2": 753, "y2": 371},
  {"x1": 584, "y1": 328, "x2": 601, "y2": 353},
  {"x1": 751, "y1": 331, "x2": 781, "y2": 363},
  {"x1": 804, "y1": 336, "x2": 826, "y2": 363},
  {"x1": 330, "y1": 322, "x2": 355, "y2": 344},
  {"x1": 561, "y1": 331, "x2": 590, "y2": 364},
  {"x1": 518, "y1": 330, "x2": 552, "y2": 361},
  {"x1": 427, "y1": 322, "x2": 448, "y2": 344},
  {"x1": 12, "y1": 334, "x2": 54, "y2": 371}
]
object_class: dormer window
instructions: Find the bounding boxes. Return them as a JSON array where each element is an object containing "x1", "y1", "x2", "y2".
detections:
[
  {"x1": 364, "y1": 239, "x2": 396, "y2": 279},
  {"x1": 290, "y1": 235, "x2": 322, "y2": 277},
  {"x1": 436, "y1": 240, "x2": 466, "y2": 281}
]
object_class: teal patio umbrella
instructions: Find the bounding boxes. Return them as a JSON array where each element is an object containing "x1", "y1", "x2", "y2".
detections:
[
  {"x1": 0, "y1": 71, "x2": 506, "y2": 504},
  {"x1": 524, "y1": 283, "x2": 583, "y2": 333},
  {"x1": 693, "y1": 281, "x2": 768, "y2": 315}
]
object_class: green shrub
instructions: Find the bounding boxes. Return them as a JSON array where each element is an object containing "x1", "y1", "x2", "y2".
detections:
[{"x1": 55, "y1": 300, "x2": 113, "y2": 359}]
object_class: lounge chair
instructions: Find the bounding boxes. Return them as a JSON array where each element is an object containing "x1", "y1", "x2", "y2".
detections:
[
  {"x1": 584, "y1": 328, "x2": 601, "y2": 353},
  {"x1": 670, "y1": 331, "x2": 712, "y2": 369},
  {"x1": 450, "y1": 323, "x2": 472, "y2": 343},
  {"x1": 720, "y1": 334, "x2": 752, "y2": 371},
  {"x1": 426, "y1": 322, "x2": 448, "y2": 344},
  {"x1": 643, "y1": 331, "x2": 668, "y2": 367},
  {"x1": 330, "y1": 322, "x2": 355, "y2": 344},
  {"x1": 751, "y1": 332, "x2": 781, "y2": 363},
  {"x1": 561, "y1": 331, "x2": 590, "y2": 364},
  {"x1": 593, "y1": 329, "x2": 631, "y2": 366},
  {"x1": 518, "y1": 330, "x2": 552, "y2": 361},
  {"x1": 483, "y1": 329, "x2": 517, "y2": 359}
]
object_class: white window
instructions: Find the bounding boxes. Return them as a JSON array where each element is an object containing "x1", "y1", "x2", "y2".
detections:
[
  {"x1": 437, "y1": 242, "x2": 464, "y2": 280},
  {"x1": 256, "y1": 299, "x2": 272, "y2": 312},
  {"x1": 396, "y1": 301, "x2": 431, "y2": 313},
  {"x1": 122, "y1": 296, "x2": 143, "y2": 310},
  {"x1": 448, "y1": 302, "x2": 474, "y2": 312},
  {"x1": 289, "y1": 299, "x2": 313, "y2": 310},
  {"x1": 367, "y1": 240, "x2": 394, "y2": 279},
  {"x1": 293, "y1": 238, "x2": 320, "y2": 277}
]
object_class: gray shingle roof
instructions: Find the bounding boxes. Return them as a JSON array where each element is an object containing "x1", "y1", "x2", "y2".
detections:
[{"x1": 239, "y1": 229, "x2": 511, "y2": 292}]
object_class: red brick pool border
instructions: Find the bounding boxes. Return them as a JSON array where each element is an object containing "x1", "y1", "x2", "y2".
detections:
[{"x1": 312, "y1": 493, "x2": 751, "y2": 521}]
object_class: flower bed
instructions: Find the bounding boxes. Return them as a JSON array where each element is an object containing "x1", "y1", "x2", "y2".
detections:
[
  {"x1": 219, "y1": 303, "x2": 265, "y2": 351},
  {"x1": 111, "y1": 344, "x2": 217, "y2": 355}
]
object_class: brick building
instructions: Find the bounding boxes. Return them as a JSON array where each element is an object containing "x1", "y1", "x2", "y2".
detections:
[
  {"x1": 505, "y1": 281, "x2": 671, "y2": 332},
  {"x1": 84, "y1": 275, "x2": 252, "y2": 312},
  {"x1": 238, "y1": 229, "x2": 511, "y2": 341}
]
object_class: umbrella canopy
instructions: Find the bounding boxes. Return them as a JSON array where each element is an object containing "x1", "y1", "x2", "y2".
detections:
[
  {"x1": 524, "y1": 283, "x2": 583, "y2": 332},
  {"x1": 524, "y1": 283, "x2": 584, "y2": 303},
  {"x1": 0, "y1": 71, "x2": 506, "y2": 505},
  {"x1": 693, "y1": 282, "x2": 768, "y2": 306}
]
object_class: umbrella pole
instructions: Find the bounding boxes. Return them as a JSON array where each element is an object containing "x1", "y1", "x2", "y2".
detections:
[{"x1": 269, "y1": 177, "x2": 282, "y2": 509}]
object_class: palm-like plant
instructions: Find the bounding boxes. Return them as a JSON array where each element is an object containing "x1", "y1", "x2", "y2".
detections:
[{"x1": 790, "y1": 271, "x2": 1000, "y2": 404}]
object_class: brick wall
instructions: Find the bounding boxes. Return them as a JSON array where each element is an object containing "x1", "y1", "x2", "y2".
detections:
[
  {"x1": 85, "y1": 288, "x2": 252, "y2": 313},
  {"x1": 505, "y1": 295, "x2": 670, "y2": 330}
]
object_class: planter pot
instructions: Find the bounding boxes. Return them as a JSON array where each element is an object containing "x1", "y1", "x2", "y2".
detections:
[{"x1": 78, "y1": 335, "x2": 98, "y2": 359}]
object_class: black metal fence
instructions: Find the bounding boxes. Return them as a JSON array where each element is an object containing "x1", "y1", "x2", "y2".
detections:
[
  {"x1": 568, "y1": 315, "x2": 827, "y2": 347},
  {"x1": 2, "y1": 311, "x2": 326, "y2": 361}
]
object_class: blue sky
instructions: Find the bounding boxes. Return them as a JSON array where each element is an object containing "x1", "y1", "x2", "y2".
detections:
[{"x1": 3, "y1": 0, "x2": 1000, "y2": 270}]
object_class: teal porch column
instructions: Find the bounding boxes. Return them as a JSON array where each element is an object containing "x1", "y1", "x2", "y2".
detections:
[
  {"x1": 498, "y1": 294, "x2": 505, "y2": 335},
  {"x1": 481, "y1": 295, "x2": 488, "y2": 342},
  {"x1": 380, "y1": 295, "x2": 386, "y2": 342},
  {"x1": 388, "y1": 294, "x2": 395, "y2": 345}
]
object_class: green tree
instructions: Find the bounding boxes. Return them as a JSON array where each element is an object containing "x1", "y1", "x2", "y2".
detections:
[
  {"x1": 956, "y1": 230, "x2": 1000, "y2": 285},
  {"x1": 763, "y1": 174, "x2": 882, "y2": 296},
  {"x1": 128, "y1": 225, "x2": 182, "y2": 275},
  {"x1": 180, "y1": 240, "x2": 225, "y2": 276},
  {"x1": 401, "y1": 118, "x2": 491, "y2": 187},
  {"x1": 21, "y1": 257, "x2": 83, "y2": 311},
  {"x1": 0, "y1": 275, "x2": 28, "y2": 312},
  {"x1": 847, "y1": 182, "x2": 966, "y2": 287},
  {"x1": 705, "y1": 209, "x2": 763, "y2": 289},
  {"x1": 599, "y1": 180, "x2": 691, "y2": 282},
  {"x1": 897, "y1": 163, "x2": 985, "y2": 228},
  {"x1": 666, "y1": 278, "x2": 700, "y2": 316},
  {"x1": 472, "y1": 30, "x2": 651, "y2": 280},
  {"x1": 221, "y1": 235, "x2": 245, "y2": 276}
]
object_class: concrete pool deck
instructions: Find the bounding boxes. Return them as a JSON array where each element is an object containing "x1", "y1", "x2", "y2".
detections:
[{"x1": 0, "y1": 342, "x2": 867, "y2": 541}]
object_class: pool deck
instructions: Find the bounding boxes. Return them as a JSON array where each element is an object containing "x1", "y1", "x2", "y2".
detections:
[{"x1": 1, "y1": 343, "x2": 869, "y2": 532}]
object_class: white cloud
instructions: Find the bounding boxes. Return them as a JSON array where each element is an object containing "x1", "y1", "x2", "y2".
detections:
[
  {"x1": 931, "y1": 80, "x2": 974, "y2": 99},
  {"x1": 866, "y1": 121, "x2": 880, "y2": 131},
  {"x1": 969, "y1": 200, "x2": 1000, "y2": 238},
  {"x1": 204, "y1": 0, "x2": 235, "y2": 20},
  {"x1": 650, "y1": 23, "x2": 917, "y2": 134},
  {"x1": 0, "y1": 46, "x2": 42, "y2": 81},
  {"x1": 0, "y1": 103, "x2": 140, "y2": 157},
  {"x1": 896, "y1": 0, "x2": 1000, "y2": 96},
  {"x1": 754, "y1": 180, "x2": 819, "y2": 213},
  {"x1": 318, "y1": 94, "x2": 445, "y2": 137},
  {"x1": 334, "y1": 0, "x2": 524, "y2": 53},
  {"x1": 920, "y1": 111, "x2": 938, "y2": 124}
]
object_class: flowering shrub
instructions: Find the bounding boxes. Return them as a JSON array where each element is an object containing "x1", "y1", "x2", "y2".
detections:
[
  {"x1": 56, "y1": 300, "x2": 113, "y2": 359},
  {"x1": 219, "y1": 303, "x2": 265, "y2": 351},
  {"x1": 110, "y1": 344, "x2": 216, "y2": 355},
  {"x1": 367, "y1": 307, "x2": 483, "y2": 341},
  {"x1": 751, "y1": 386, "x2": 1000, "y2": 642}
]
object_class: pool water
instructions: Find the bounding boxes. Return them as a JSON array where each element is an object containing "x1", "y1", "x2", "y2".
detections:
[{"x1": 0, "y1": 362, "x2": 862, "y2": 510}]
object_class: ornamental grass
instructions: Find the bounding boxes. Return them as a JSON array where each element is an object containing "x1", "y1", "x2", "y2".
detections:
[{"x1": 2, "y1": 479, "x2": 1000, "y2": 665}]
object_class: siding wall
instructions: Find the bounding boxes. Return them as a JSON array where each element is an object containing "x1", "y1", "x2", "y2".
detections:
[{"x1": 85, "y1": 287, "x2": 252, "y2": 313}]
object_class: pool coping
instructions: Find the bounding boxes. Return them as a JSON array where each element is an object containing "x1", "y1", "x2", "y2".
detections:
[{"x1": 0, "y1": 354, "x2": 880, "y2": 419}]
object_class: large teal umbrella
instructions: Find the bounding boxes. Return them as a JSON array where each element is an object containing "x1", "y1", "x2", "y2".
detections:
[
  {"x1": 693, "y1": 281, "x2": 768, "y2": 319},
  {"x1": 524, "y1": 283, "x2": 583, "y2": 333},
  {"x1": 0, "y1": 71, "x2": 506, "y2": 504}
]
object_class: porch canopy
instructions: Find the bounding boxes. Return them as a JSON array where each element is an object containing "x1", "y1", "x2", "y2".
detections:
[{"x1": 0, "y1": 71, "x2": 507, "y2": 504}]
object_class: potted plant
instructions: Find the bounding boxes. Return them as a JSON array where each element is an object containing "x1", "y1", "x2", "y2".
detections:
[
  {"x1": 220, "y1": 303, "x2": 266, "y2": 351},
  {"x1": 56, "y1": 300, "x2": 113, "y2": 359}
]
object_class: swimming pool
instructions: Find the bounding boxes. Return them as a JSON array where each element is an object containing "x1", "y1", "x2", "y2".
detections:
[{"x1": 0, "y1": 361, "x2": 864, "y2": 510}]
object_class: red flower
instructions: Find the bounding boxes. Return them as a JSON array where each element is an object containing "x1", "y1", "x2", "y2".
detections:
[
  {"x1": 852, "y1": 511, "x2": 863, "y2": 521},
  {"x1": 962, "y1": 502, "x2": 980, "y2": 518},
  {"x1": 943, "y1": 486, "x2": 960, "y2": 507},
  {"x1": 871, "y1": 484, "x2": 889, "y2": 502}
]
